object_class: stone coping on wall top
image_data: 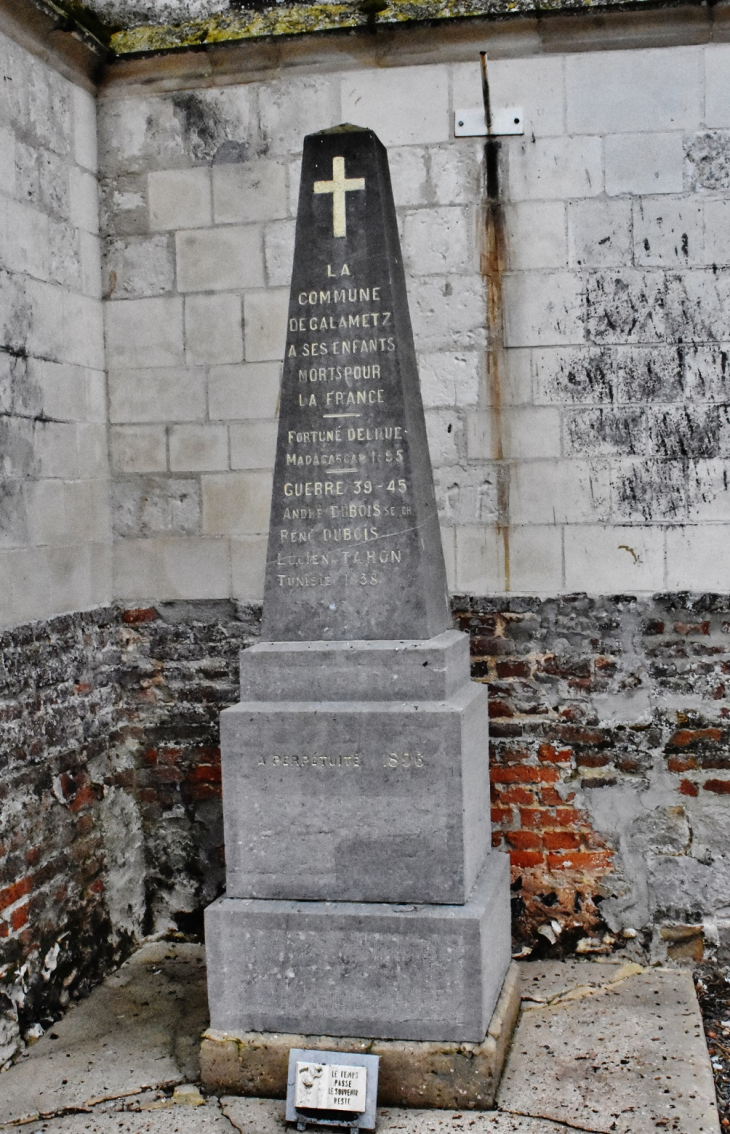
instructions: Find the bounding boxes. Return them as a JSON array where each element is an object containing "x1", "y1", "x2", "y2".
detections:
[
  {"x1": 102, "y1": 0, "x2": 695, "y2": 55},
  {"x1": 14, "y1": 0, "x2": 730, "y2": 68},
  {"x1": 5, "y1": 0, "x2": 730, "y2": 94}
]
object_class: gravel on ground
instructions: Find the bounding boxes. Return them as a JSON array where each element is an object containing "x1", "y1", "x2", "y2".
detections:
[{"x1": 696, "y1": 965, "x2": 730, "y2": 1130}]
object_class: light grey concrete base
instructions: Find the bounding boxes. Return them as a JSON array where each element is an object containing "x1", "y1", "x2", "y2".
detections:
[
  {"x1": 218, "y1": 1099, "x2": 577, "y2": 1134},
  {"x1": 201, "y1": 962, "x2": 521, "y2": 1110},
  {"x1": 204, "y1": 853, "x2": 511, "y2": 1044},
  {"x1": 0, "y1": 949, "x2": 720, "y2": 1134},
  {"x1": 0, "y1": 943, "x2": 207, "y2": 1128}
]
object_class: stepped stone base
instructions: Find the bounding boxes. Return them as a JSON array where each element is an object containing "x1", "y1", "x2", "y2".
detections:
[{"x1": 200, "y1": 962, "x2": 521, "y2": 1110}]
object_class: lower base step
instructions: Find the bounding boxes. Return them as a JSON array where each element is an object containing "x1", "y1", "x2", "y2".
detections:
[
  {"x1": 204, "y1": 852, "x2": 511, "y2": 1043},
  {"x1": 200, "y1": 961, "x2": 520, "y2": 1110}
]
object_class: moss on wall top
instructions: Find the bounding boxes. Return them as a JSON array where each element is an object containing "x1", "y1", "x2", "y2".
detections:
[{"x1": 36, "y1": 0, "x2": 680, "y2": 55}]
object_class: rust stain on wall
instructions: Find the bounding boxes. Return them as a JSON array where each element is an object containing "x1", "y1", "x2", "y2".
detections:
[{"x1": 480, "y1": 128, "x2": 510, "y2": 589}]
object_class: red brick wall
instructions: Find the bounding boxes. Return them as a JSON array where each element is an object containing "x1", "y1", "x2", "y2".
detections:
[
  {"x1": 3, "y1": 593, "x2": 730, "y2": 1061},
  {"x1": 0, "y1": 601, "x2": 257, "y2": 1063},
  {"x1": 0, "y1": 610, "x2": 122, "y2": 1062},
  {"x1": 454, "y1": 593, "x2": 730, "y2": 959},
  {"x1": 113, "y1": 602, "x2": 257, "y2": 934},
  {"x1": 455, "y1": 599, "x2": 615, "y2": 953}
]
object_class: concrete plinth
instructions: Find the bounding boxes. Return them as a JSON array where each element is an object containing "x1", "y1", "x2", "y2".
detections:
[
  {"x1": 204, "y1": 853, "x2": 511, "y2": 1044},
  {"x1": 200, "y1": 962, "x2": 521, "y2": 1111}
]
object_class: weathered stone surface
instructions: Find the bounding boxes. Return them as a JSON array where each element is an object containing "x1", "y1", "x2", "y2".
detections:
[
  {"x1": 221, "y1": 668, "x2": 490, "y2": 904},
  {"x1": 20, "y1": 1101, "x2": 234, "y2": 1134},
  {"x1": 223, "y1": 630, "x2": 490, "y2": 906},
  {"x1": 0, "y1": 28, "x2": 108, "y2": 633},
  {"x1": 260, "y1": 125, "x2": 450, "y2": 643},
  {"x1": 221, "y1": 1098, "x2": 290, "y2": 1133},
  {"x1": 204, "y1": 853, "x2": 511, "y2": 1043},
  {"x1": 111, "y1": 476, "x2": 201, "y2": 537},
  {"x1": 499, "y1": 961, "x2": 720, "y2": 1134},
  {"x1": 102, "y1": 234, "x2": 175, "y2": 299},
  {"x1": 201, "y1": 963, "x2": 520, "y2": 1110}
]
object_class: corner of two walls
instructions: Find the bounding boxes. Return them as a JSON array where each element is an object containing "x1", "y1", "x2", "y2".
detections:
[
  {"x1": 5, "y1": 21, "x2": 730, "y2": 1066},
  {"x1": 0, "y1": 600, "x2": 260, "y2": 1068}
]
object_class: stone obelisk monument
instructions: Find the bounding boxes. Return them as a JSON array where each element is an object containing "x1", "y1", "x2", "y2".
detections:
[{"x1": 205, "y1": 126, "x2": 511, "y2": 1053}]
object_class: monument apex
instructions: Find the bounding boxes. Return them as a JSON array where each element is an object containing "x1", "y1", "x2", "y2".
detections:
[{"x1": 261, "y1": 125, "x2": 451, "y2": 642}]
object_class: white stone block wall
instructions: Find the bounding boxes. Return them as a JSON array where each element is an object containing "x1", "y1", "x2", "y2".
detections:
[
  {"x1": 0, "y1": 31, "x2": 109, "y2": 628},
  {"x1": 99, "y1": 42, "x2": 730, "y2": 602}
]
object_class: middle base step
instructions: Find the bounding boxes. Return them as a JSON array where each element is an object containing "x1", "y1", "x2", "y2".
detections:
[
  {"x1": 204, "y1": 852, "x2": 511, "y2": 1044},
  {"x1": 220, "y1": 678, "x2": 490, "y2": 905}
]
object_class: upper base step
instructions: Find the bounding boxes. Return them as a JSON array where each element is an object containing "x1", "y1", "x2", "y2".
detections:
[{"x1": 238, "y1": 630, "x2": 470, "y2": 702}]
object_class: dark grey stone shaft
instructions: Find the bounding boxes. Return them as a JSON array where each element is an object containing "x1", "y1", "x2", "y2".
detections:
[{"x1": 261, "y1": 126, "x2": 450, "y2": 642}]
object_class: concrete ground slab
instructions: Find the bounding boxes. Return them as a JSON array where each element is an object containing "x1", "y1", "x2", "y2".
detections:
[
  {"x1": 498, "y1": 960, "x2": 720, "y2": 1134},
  {"x1": 14, "y1": 1098, "x2": 595, "y2": 1134},
  {"x1": 23, "y1": 1099, "x2": 235, "y2": 1134},
  {"x1": 516, "y1": 957, "x2": 643, "y2": 1002},
  {"x1": 0, "y1": 946, "x2": 720, "y2": 1134},
  {"x1": 221, "y1": 1097, "x2": 576, "y2": 1132},
  {"x1": 519, "y1": 957, "x2": 632, "y2": 1003},
  {"x1": 0, "y1": 942, "x2": 207, "y2": 1127}
]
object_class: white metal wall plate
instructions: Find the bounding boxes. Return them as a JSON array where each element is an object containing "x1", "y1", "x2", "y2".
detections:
[{"x1": 454, "y1": 107, "x2": 524, "y2": 137}]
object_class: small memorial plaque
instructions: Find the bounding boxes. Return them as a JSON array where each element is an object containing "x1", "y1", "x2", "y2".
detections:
[
  {"x1": 295, "y1": 1061, "x2": 367, "y2": 1112},
  {"x1": 286, "y1": 1048, "x2": 379, "y2": 1130}
]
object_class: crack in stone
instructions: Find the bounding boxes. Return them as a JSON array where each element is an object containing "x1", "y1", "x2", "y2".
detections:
[
  {"x1": 497, "y1": 1107, "x2": 608, "y2": 1133},
  {"x1": 522, "y1": 961, "x2": 645, "y2": 1011},
  {"x1": 84, "y1": 1080, "x2": 182, "y2": 1107},
  {"x1": 0, "y1": 411, "x2": 70, "y2": 425},
  {"x1": 0, "y1": 1083, "x2": 194, "y2": 1128}
]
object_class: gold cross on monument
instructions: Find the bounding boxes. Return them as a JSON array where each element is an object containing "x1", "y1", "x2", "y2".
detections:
[{"x1": 314, "y1": 156, "x2": 365, "y2": 238}]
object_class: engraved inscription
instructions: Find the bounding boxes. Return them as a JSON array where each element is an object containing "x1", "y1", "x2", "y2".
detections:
[
  {"x1": 256, "y1": 752, "x2": 427, "y2": 769},
  {"x1": 383, "y1": 752, "x2": 425, "y2": 769},
  {"x1": 258, "y1": 753, "x2": 361, "y2": 767},
  {"x1": 295, "y1": 1062, "x2": 367, "y2": 1114},
  {"x1": 269, "y1": 168, "x2": 417, "y2": 599},
  {"x1": 274, "y1": 266, "x2": 416, "y2": 594},
  {"x1": 275, "y1": 259, "x2": 417, "y2": 589}
]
